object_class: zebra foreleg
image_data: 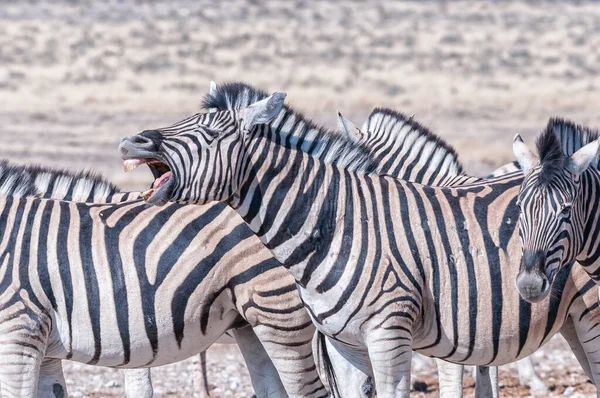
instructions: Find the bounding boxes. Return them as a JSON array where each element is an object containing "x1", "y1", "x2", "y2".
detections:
[
  {"x1": 313, "y1": 332, "x2": 374, "y2": 397},
  {"x1": 37, "y1": 359, "x2": 67, "y2": 398},
  {"x1": 123, "y1": 368, "x2": 153, "y2": 398},
  {"x1": 0, "y1": 317, "x2": 47, "y2": 396},
  {"x1": 571, "y1": 306, "x2": 600, "y2": 395},
  {"x1": 561, "y1": 316, "x2": 593, "y2": 381},
  {"x1": 435, "y1": 359, "x2": 464, "y2": 398},
  {"x1": 366, "y1": 331, "x2": 412, "y2": 398},
  {"x1": 473, "y1": 366, "x2": 498, "y2": 398},
  {"x1": 231, "y1": 326, "x2": 287, "y2": 398}
]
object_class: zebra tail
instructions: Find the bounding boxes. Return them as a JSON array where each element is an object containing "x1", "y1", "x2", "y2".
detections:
[{"x1": 317, "y1": 331, "x2": 341, "y2": 398}]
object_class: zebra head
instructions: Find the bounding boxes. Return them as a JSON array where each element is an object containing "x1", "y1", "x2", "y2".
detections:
[
  {"x1": 118, "y1": 92, "x2": 286, "y2": 206},
  {"x1": 513, "y1": 127, "x2": 600, "y2": 303}
]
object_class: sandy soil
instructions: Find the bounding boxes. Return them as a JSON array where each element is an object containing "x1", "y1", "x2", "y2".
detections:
[{"x1": 0, "y1": 1, "x2": 599, "y2": 396}]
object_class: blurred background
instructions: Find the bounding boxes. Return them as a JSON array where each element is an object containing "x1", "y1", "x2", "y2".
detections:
[{"x1": 0, "y1": 1, "x2": 598, "y2": 396}]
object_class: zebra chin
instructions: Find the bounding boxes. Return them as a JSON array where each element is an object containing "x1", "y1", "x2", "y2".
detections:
[{"x1": 515, "y1": 271, "x2": 551, "y2": 303}]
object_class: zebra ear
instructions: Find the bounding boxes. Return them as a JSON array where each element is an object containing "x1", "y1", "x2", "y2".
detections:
[
  {"x1": 242, "y1": 92, "x2": 286, "y2": 129},
  {"x1": 513, "y1": 134, "x2": 538, "y2": 174},
  {"x1": 565, "y1": 138, "x2": 600, "y2": 176},
  {"x1": 337, "y1": 111, "x2": 363, "y2": 142},
  {"x1": 209, "y1": 81, "x2": 218, "y2": 96}
]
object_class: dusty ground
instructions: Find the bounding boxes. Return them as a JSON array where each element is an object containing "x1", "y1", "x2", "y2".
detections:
[{"x1": 0, "y1": 0, "x2": 599, "y2": 396}]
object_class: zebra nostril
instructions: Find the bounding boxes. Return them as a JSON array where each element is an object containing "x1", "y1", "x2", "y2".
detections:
[
  {"x1": 132, "y1": 135, "x2": 150, "y2": 144},
  {"x1": 540, "y1": 278, "x2": 547, "y2": 292}
]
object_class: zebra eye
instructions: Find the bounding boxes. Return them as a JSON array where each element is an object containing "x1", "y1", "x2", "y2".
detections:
[{"x1": 560, "y1": 204, "x2": 572, "y2": 217}]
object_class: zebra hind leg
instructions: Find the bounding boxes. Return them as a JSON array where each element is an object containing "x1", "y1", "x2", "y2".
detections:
[{"x1": 38, "y1": 359, "x2": 67, "y2": 398}]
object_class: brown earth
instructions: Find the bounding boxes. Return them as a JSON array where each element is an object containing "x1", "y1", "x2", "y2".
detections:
[{"x1": 0, "y1": 1, "x2": 599, "y2": 396}]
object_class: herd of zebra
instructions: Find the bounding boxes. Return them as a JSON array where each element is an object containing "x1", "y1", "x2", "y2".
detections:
[{"x1": 0, "y1": 81, "x2": 599, "y2": 398}]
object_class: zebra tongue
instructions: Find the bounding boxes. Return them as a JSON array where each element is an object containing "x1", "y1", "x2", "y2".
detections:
[{"x1": 153, "y1": 171, "x2": 172, "y2": 189}]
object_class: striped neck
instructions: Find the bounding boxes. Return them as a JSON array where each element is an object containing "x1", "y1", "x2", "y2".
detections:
[
  {"x1": 229, "y1": 136, "x2": 341, "y2": 284},
  {"x1": 575, "y1": 168, "x2": 600, "y2": 278}
]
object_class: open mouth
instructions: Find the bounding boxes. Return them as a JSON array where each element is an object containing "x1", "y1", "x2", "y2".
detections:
[{"x1": 123, "y1": 158, "x2": 174, "y2": 203}]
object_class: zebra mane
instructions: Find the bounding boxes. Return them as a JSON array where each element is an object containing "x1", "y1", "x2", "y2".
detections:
[
  {"x1": 548, "y1": 117, "x2": 600, "y2": 161},
  {"x1": 0, "y1": 159, "x2": 119, "y2": 201},
  {"x1": 535, "y1": 123, "x2": 567, "y2": 184},
  {"x1": 203, "y1": 81, "x2": 376, "y2": 173},
  {"x1": 364, "y1": 107, "x2": 465, "y2": 176},
  {"x1": 536, "y1": 118, "x2": 600, "y2": 184},
  {"x1": 203, "y1": 81, "x2": 270, "y2": 111}
]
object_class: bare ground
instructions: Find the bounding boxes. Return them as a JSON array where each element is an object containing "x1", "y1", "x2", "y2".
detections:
[{"x1": 0, "y1": 1, "x2": 599, "y2": 396}]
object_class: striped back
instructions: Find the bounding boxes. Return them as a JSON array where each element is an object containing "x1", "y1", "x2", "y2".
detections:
[
  {"x1": 0, "y1": 158, "x2": 133, "y2": 202},
  {"x1": 488, "y1": 161, "x2": 520, "y2": 178},
  {"x1": 359, "y1": 108, "x2": 463, "y2": 184},
  {"x1": 341, "y1": 108, "x2": 479, "y2": 186}
]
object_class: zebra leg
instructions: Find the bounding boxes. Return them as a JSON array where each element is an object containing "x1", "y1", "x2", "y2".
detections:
[
  {"x1": 38, "y1": 359, "x2": 67, "y2": 398},
  {"x1": 435, "y1": 359, "x2": 463, "y2": 398},
  {"x1": 123, "y1": 368, "x2": 153, "y2": 398},
  {"x1": 231, "y1": 326, "x2": 287, "y2": 398},
  {"x1": 251, "y1": 326, "x2": 326, "y2": 398},
  {"x1": 473, "y1": 366, "x2": 498, "y2": 398},
  {"x1": 366, "y1": 331, "x2": 412, "y2": 398},
  {"x1": 0, "y1": 295, "x2": 49, "y2": 397},
  {"x1": 561, "y1": 316, "x2": 593, "y2": 381},
  {"x1": 515, "y1": 358, "x2": 547, "y2": 392},
  {"x1": 571, "y1": 307, "x2": 600, "y2": 390},
  {"x1": 193, "y1": 351, "x2": 210, "y2": 398},
  {"x1": 312, "y1": 332, "x2": 374, "y2": 397}
]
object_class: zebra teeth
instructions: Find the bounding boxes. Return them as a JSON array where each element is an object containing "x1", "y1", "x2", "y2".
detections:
[
  {"x1": 141, "y1": 188, "x2": 155, "y2": 200},
  {"x1": 123, "y1": 159, "x2": 146, "y2": 172}
]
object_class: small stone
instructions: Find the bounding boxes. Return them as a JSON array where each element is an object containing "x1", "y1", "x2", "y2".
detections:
[{"x1": 105, "y1": 380, "x2": 120, "y2": 388}]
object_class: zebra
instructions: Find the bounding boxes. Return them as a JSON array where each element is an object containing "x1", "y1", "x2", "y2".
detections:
[
  {"x1": 0, "y1": 159, "x2": 229, "y2": 397},
  {"x1": 120, "y1": 89, "x2": 600, "y2": 397},
  {"x1": 511, "y1": 119, "x2": 600, "y2": 303},
  {"x1": 336, "y1": 108, "x2": 549, "y2": 394},
  {"x1": 0, "y1": 170, "x2": 325, "y2": 395}
]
